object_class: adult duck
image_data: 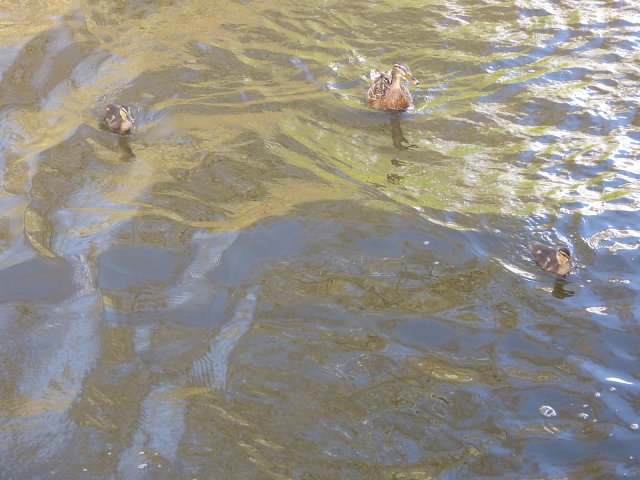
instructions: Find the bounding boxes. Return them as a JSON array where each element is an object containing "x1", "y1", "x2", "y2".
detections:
[{"x1": 367, "y1": 64, "x2": 419, "y2": 111}]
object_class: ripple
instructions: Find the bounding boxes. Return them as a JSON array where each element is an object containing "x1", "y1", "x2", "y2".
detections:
[{"x1": 1, "y1": 0, "x2": 640, "y2": 478}]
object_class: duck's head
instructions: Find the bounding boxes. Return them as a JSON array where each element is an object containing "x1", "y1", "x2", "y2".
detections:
[
  {"x1": 391, "y1": 64, "x2": 419, "y2": 85},
  {"x1": 557, "y1": 247, "x2": 571, "y2": 265},
  {"x1": 103, "y1": 104, "x2": 134, "y2": 134}
]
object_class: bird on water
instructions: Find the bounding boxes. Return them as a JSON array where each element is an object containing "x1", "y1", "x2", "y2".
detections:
[
  {"x1": 367, "y1": 63, "x2": 419, "y2": 111},
  {"x1": 530, "y1": 242, "x2": 572, "y2": 275},
  {"x1": 103, "y1": 103, "x2": 134, "y2": 134}
]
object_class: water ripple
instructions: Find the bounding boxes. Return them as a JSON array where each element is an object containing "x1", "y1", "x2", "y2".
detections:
[{"x1": 1, "y1": 0, "x2": 639, "y2": 478}]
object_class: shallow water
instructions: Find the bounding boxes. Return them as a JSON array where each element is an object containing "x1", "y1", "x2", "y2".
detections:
[{"x1": 1, "y1": 0, "x2": 639, "y2": 478}]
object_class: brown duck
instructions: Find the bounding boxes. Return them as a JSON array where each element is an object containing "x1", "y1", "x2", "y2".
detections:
[
  {"x1": 103, "y1": 104, "x2": 134, "y2": 134},
  {"x1": 367, "y1": 64, "x2": 419, "y2": 111},
  {"x1": 530, "y1": 242, "x2": 572, "y2": 275}
]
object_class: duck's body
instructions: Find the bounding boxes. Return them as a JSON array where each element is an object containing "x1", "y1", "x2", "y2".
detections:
[
  {"x1": 367, "y1": 64, "x2": 419, "y2": 111},
  {"x1": 530, "y1": 242, "x2": 572, "y2": 275},
  {"x1": 103, "y1": 104, "x2": 134, "y2": 134}
]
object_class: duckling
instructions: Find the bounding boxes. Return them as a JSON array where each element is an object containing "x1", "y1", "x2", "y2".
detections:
[
  {"x1": 103, "y1": 103, "x2": 134, "y2": 134},
  {"x1": 367, "y1": 64, "x2": 419, "y2": 111},
  {"x1": 530, "y1": 242, "x2": 572, "y2": 275}
]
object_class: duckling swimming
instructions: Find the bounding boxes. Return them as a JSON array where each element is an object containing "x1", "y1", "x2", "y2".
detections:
[
  {"x1": 367, "y1": 64, "x2": 419, "y2": 111},
  {"x1": 103, "y1": 103, "x2": 134, "y2": 134},
  {"x1": 530, "y1": 242, "x2": 572, "y2": 275}
]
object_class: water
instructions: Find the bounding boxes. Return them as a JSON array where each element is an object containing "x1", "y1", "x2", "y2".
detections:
[{"x1": 1, "y1": 1, "x2": 639, "y2": 478}]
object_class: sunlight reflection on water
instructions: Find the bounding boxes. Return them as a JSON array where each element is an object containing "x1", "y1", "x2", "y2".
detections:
[{"x1": 0, "y1": 0, "x2": 639, "y2": 478}]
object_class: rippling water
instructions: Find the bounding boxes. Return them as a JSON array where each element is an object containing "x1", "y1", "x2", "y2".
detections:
[{"x1": 1, "y1": 1, "x2": 639, "y2": 478}]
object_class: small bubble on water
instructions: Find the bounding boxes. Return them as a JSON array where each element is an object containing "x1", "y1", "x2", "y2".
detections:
[
  {"x1": 579, "y1": 413, "x2": 589, "y2": 420},
  {"x1": 609, "y1": 387, "x2": 616, "y2": 392},
  {"x1": 138, "y1": 462, "x2": 148, "y2": 470},
  {"x1": 539, "y1": 405, "x2": 556, "y2": 417},
  {"x1": 594, "y1": 392, "x2": 601, "y2": 398},
  {"x1": 631, "y1": 423, "x2": 639, "y2": 430}
]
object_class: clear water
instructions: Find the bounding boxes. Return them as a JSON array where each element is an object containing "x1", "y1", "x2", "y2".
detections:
[{"x1": 0, "y1": 1, "x2": 639, "y2": 478}]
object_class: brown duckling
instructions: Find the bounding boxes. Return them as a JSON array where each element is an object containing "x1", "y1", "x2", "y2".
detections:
[
  {"x1": 530, "y1": 242, "x2": 572, "y2": 275},
  {"x1": 367, "y1": 64, "x2": 419, "y2": 111},
  {"x1": 103, "y1": 103, "x2": 134, "y2": 134}
]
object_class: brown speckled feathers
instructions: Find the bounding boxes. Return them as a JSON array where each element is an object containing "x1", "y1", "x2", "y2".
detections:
[{"x1": 367, "y1": 64, "x2": 419, "y2": 111}]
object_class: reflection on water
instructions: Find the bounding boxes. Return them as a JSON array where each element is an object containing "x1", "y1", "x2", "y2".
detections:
[
  {"x1": 1, "y1": 0, "x2": 639, "y2": 478},
  {"x1": 390, "y1": 115, "x2": 414, "y2": 150},
  {"x1": 552, "y1": 277, "x2": 576, "y2": 299}
]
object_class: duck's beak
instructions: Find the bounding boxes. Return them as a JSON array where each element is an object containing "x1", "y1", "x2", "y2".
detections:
[{"x1": 405, "y1": 72, "x2": 419, "y2": 85}]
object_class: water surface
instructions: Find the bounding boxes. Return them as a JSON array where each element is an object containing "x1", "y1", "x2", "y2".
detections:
[{"x1": 1, "y1": 1, "x2": 639, "y2": 478}]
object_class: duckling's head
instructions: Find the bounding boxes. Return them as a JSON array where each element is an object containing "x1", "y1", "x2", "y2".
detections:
[
  {"x1": 391, "y1": 64, "x2": 420, "y2": 85},
  {"x1": 554, "y1": 247, "x2": 572, "y2": 275},
  {"x1": 557, "y1": 247, "x2": 571, "y2": 263},
  {"x1": 103, "y1": 104, "x2": 134, "y2": 134}
]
